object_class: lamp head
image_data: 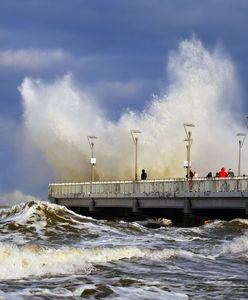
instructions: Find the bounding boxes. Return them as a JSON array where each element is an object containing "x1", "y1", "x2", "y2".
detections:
[
  {"x1": 87, "y1": 135, "x2": 97, "y2": 148},
  {"x1": 131, "y1": 129, "x2": 141, "y2": 143},
  {"x1": 131, "y1": 129, "x2": 141, "y2": 134},
  {"x1": 87, "y1": 135, "x2": 97, "y2": 139},
  {"x1": 184, "y1": 123, "x2": 195, "y2": 127}
]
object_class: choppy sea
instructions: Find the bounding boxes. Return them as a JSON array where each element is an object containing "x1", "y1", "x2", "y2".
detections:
[{"x1": 0, "y1": 200, "x2": 247, "y2": 299}]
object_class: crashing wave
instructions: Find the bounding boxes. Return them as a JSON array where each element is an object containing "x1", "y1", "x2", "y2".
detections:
[
  {"x1": 0, "y1": 200, "x2": 97, "y2": 228},
  {"x1": 229, "y1": 218, "x2": 248, "y2": 227},
  {"x1": 0, "y1": 242, "x2": 206, "y2": 280}
]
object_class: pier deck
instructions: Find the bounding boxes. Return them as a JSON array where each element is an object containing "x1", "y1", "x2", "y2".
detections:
[{"x1": 48, "y1": 177, "x2": 248, "y2": 223}]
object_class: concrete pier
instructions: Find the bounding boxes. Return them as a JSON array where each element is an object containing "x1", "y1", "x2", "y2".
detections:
[{"x1": 48, "y1": 177, "x2": 248, "y2": 225}]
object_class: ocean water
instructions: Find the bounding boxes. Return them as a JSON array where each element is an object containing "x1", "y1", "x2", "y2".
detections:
[{"x1": 0, "y1": 201, "x2": 247, "y2": 299}]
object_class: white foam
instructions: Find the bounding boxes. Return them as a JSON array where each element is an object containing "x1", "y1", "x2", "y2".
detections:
[
  {"x1": 0, "y1": 287, "x2": 74, "y2": 299},
  {"x1": 0, "y1": 242, "x2": 93, "y2": 280},
  {"x1": 229, "y1": 218, "x2": 248, "y2": 226},
  {"x1": 0, "y1": 200, "x2": 97, "y2": 229},
  {"x1": 0, "y1": 284, "x2": 189, "y2": 300},
  {"x1": 0, "y1": 242, "x2": 203, "y2": 280},
  {"x1": 109, "y1": 286, "x2": 188, "y2": 300},
  {"x1": 211, "y1": 232, "x2": 248, "y2": 258}
]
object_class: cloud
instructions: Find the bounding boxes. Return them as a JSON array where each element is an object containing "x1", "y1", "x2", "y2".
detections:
[{"x1": 0, "y1": 49, "x2": 68, "y2": 69}]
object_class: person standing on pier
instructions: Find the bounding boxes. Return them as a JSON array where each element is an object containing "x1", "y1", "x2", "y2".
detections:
[
  {"x1": 141, "y1": 169, "x2": 147, "y2": 180},
  {"x1": 219, "y1": 167, "x2": 227, "y2": 177},
  {"x1": 227, "y1": 168, "x2": 234, "y2": 177},
  {"x1": 206, "y1": 172, "x2": 212, "y2": 178},
  {"x1": 186, "y1": 170, "x2": 194, "y2": 179}
]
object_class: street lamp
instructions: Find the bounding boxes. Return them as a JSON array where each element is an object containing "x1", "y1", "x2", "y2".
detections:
[
  {"x1": 184, "y1": 123, "x2": 195, "y2": 179},
  {"x1": 87, "y1": 135, "x2": 97, "y2": 183},
  {"x1": 236, "y1": 133, "x2": 246, "y2": 176},
  {"x1": 131, "y1": 129, "x2": 141, "y2": 181}
]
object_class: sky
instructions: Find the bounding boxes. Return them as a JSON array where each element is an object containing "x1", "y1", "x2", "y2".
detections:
[{"x1": 0, "y1": 0, "x2": 248, "y2": 200}]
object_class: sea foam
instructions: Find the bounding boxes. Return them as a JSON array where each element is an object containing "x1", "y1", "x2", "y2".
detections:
[{"x1": 0, "y1": 242, "x2": 204, "y2": 280}]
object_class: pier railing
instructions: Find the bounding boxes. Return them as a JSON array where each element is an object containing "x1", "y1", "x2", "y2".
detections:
[{"x1": 48, "y1": 177, "x2": 248, "y2": 198}]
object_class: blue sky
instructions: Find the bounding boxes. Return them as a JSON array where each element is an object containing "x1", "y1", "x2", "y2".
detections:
[{"x1": 0, "y1": 0, "x2": 248, "y2": 199}]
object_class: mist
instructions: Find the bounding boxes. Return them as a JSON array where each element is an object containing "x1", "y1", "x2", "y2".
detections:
[{"x1": 19, "y1": 37, "x2": 247, "y2": 182}]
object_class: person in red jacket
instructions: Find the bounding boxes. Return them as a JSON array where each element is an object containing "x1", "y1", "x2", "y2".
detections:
[{"x1": 219, "y1": 167, "x2": 227, "y2": 177}]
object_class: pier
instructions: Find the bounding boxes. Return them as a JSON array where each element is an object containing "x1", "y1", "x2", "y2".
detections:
[{"x1": 48, "y1": 177, "x2": 248, "y2": 225}]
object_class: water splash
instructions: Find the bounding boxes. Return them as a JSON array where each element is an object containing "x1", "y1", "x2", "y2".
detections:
[{"x1": 19, "y1": 37, "x2": 246, "y2": 182}]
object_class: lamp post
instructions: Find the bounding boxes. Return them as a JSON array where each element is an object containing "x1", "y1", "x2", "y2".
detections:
[
  {"x1": 184, "y1": 123, "x2": 195, "y2": 179},
  {"x1": 236, "y1": 133, "x2": 246, "y2": 176},
  {"x1": 131, "y1": 129, "x2": 141, "y2": 181},
  {"x1": 87, "y1": 135, "x2": 97, "y2": 183}
]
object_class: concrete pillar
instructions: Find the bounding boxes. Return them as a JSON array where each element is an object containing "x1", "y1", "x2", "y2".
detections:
[
  {"x1": 184, "y1": 198, "x2": 192, "y2": 214},
  {"x1": 89, "y1": 199, "x2": 95, "y2": 212},
  {"x1": 245, "y1": 201, "x2": 248, "y2": 215},
  {"x1": 132, "y1": 199, "x2": 139, "y2": 213}
]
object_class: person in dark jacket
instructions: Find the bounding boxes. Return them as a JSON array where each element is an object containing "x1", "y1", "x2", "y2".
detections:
[
  {"x1": 141, "y1": 169, "x2": 147, "y2": 180},
  {"x1": 186, "y1": 170, "x2": 194, "y2": 179},
  {"x1": 206, "y1": 172, "x2": 212, "y2": 178}
]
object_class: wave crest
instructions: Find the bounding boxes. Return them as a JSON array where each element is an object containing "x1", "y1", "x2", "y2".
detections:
[
  {"x1": 0, "y1": 201, "x2": 100, "y2": 245},
  {"x1": 0, "y1": 242, "x2": 202, "y2": 280}
]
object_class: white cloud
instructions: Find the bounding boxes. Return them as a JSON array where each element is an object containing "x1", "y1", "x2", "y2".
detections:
[{"x1": 0, "y1": 49, "x2": 68, "y2": 69}]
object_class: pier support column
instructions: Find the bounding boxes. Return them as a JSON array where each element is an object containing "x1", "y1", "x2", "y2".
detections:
[
  {"x1": 245, "y1": 201, "x2": 248, "y2": 215},
  {"x1": 183, "y1": 198, "x2": 196, "y2": 226},
  {"x1": 89, "y1": 199, "x2": 96, "y2": 212},
  {"x1": 184, "y1": 198, "x2": 192, "y2": 214},
  {"x1": 132, "y1": 199, "x2": 139, "y2": 213}
]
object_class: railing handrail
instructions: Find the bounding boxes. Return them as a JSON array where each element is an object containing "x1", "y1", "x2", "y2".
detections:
[{"x1": 48, "y1": 176, "x2": 248, "y2": 186}]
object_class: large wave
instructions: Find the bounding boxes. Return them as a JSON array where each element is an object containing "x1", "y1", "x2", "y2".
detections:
[
  {"x1": 19, "y1": 37, "x2": 246, "y2": 182},
  {"x1": 0, "y1": 201, "x2": 145, "y2": 246}
]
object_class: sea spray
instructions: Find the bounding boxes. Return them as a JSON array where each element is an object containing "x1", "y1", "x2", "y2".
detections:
[{"x1": 19, "y1": 37, "x2": 246, "y2": 182}]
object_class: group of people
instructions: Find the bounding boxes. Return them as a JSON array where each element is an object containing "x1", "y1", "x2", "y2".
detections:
[
  {"x1": 206, "y1": 167, "x2": 234, "y2": 178},
  {"x1": 186, "y1": 167, "x2": 235, "y2": 179},
  {"x1": 141, "y1": 167, "x2": 237, "y2": 180}
]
